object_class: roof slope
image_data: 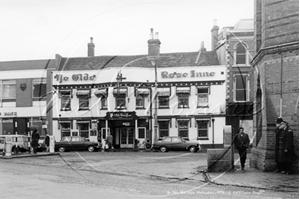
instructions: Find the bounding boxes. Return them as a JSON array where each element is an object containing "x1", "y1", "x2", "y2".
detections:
[
  {"x1": 59, "y1": 51, "x2": 219, "y2": 71},
  {"x1": 0, "y1": 59, "x2": 56, "y2": 71}
]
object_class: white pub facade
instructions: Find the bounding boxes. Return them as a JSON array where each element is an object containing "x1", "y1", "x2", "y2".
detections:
[{"x1": 52, "y1": 65, "x2": 227, "y2": 149}]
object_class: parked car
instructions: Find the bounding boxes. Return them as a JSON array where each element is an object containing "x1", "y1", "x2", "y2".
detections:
[
  {"x1": 55, "y1": 136, "x2": 101, "y2": 152},
  {"x1": 0, "y1": 134, "x2": 30, "y2": 154},
  {"x1": 153, "y1": 136, "x2": 200, "y2": 153}
]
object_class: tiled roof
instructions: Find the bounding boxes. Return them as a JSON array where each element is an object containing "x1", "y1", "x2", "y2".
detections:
[
  {"x1": 0, "y1": 59, "x2": 56, "y2": 71},
  {"x1": 59, "y1": 51, "x2": 219, "y2": 71}
]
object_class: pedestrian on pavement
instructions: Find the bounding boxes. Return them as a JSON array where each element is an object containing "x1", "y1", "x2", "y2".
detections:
[
  {"x1": 234, "y1": 127, "x2": 250, "y2": 171},
  {"x1": 106, "y1": 133, "x2": 114, "y2": 152},
  {"x1": 30, "y1": 126, "x2": 40, "y2": 154},
  {"x1": 278, "y1": 121, "x2": 295, "y2": 174},
  {"x1": 274, "y1": 117, "x2": 283, "y2": 173},
  {"x1": 45, "y1": 133, "x2": 50, "y2": 152}
]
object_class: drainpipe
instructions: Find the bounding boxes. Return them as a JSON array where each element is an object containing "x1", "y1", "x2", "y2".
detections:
[
  {"x1": 212, "y1": 118, "x2": 215, "y2": 148},
  {"x1": 280, "y1": 49, "x2": 283, "y2": 117}
]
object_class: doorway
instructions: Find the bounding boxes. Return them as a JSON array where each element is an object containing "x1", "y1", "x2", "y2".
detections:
[{"x1": 120, "y1": 127, "x2": 134, "y2": 148}]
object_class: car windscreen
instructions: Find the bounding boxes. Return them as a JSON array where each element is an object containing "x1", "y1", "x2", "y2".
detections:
[{"x1": 163, "y1": 137, "x2": 172, "y2": 142}]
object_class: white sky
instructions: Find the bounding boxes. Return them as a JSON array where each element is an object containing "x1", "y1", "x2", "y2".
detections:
[{"x1": 0, "y1": 0, "x2": 254, "y2": 61}]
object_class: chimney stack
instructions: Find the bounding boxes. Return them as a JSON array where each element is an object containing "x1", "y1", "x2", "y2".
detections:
[
  {"x1": 147, "y1": 28, "x2": 161, "y2": 57},
  {"x1": 211, "y1": 19, "x2": 219, "y2": 50},
  {"x1": 200, "y1": 41, "x2": 206, "y2": 52},
  {"x1": 88, "y1": 37, "x2": 95, "y2": 57}
]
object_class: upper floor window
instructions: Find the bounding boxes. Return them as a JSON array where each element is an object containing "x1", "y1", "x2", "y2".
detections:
[
  {"x1": 157, "y1": 87, "x2": 170, "y2": 109},
  {"x1": 76, "y1": 90, "x2": 90, "y2": 111},
  {"x1": 101, "y1": 97, "x2": 108, "y2": 109},
  {"x1": 33, "y1": 78, "x2": 47, "y2": 101},
  {"x1": 197, "y1": 86, "x2": 209, "y2": 107},
  {"x1": 1, "y1": 80, "x2": 16, "y2": 102},
  {"x1": 176, "y1": 87, "x2": 190, "y2": 108},
  {"x1": 113, "y1": 87, "x2": 127, "y2": 110},
  {"x1": 234, "y1": 74, "x2": 249, "y2": 102},
  {"x1": 94, "y1": 88, "x2": 107, "y2": 110},
  {"x1": 59, "y1": 90, "x2": 72, "y2": 111},
  {"x1": 235, "y1": 43, "x2": 247, "y2": 65},
  {"x1": 136, "y1": 95, "x2": 145, "y2": 108}
]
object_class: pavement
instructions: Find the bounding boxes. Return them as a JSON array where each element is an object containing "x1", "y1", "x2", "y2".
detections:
[{"x1": 1, "y1": 151, "x2": 299, "y2": 194}]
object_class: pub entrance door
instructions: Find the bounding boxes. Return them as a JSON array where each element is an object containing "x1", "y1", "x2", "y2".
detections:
[{"x1": 120, "y1": 127, "x2": 134, "y2": 148}]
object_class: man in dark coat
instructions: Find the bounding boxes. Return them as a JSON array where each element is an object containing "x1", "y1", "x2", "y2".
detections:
[
  {"x1": 274, "y1": 117, "x2": 283, "y2": 173},
  {"x1": 106, "y1": 133, "x2": 113, "y2": 152},
  {"x1": 278, "y1": 121, "x2": 295, "y2": 174},
  {"x1": 234, "y1": 127, "x2": 250, "y2": 171},
  {"x1": 45, "y1": 133, "x2": 50, "y2": 152},
  {"x1": 30, "y1": 126, "x2": 40, "y2": 154}
]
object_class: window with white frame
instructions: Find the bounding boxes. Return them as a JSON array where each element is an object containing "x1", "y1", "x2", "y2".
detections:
[
  {"x1": 1, "y1": 80, "x2": 16, "y2": 102},
  {"x1": 32, "y1": 78, "x2": 47, "y2": 100},
  {"x1": 157, "y1": 88, "x2": 170, "y2": 108},
  {"x1": 77, "y1": 122, "x2": 89, "y2": 138},
  {"x1": 136, "y1": 95, "x2": 145, "y2": 108},
  {"x1": 158, "y1": 120, "x2": 169, "y2": 138},
  {"x1": 60, "y1": 90, "x2": 71, "y2": 111},
  {"x1": 234, "y1": 74, "x2": 249, "y2": 102},
  {"x1": 178, "y1": 120, "x2": 189, "y2": 138},
  {"x1": 235, "y1": 43, "x2": 247, "y2": 65},
  {"x1": 176, "y1": 87, "x2": 190, "y2": 108},
  {"x1": 101, "y1": 97, "x2": 107, "y2": 109},
  {"x1": 197, "y1": 87, "x2": 209, "y2": 107},
  {"x1": 197, "y1": 120, "x2": 209, "y2": 139}
]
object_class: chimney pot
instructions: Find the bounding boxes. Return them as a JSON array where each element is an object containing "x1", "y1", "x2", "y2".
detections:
[{"x1": 88, "y1": 37, "x2": 95, "y2": 57}]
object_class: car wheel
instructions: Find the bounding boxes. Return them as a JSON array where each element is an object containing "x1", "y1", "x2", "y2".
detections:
[
  {"x1": 58, "y1": 146, "x2": 65, "y2": 153},
  {"x1": 87, "y1": 146, "x2": 95, "y2": 152},
  {"x1": 189, "y1": 146, "x2": 196, "y2": 153},
  {"x1": 160, "y1": 146, "x2": 167, "y2": 153}
]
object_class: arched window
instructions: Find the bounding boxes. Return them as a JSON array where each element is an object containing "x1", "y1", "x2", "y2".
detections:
[{"x1": 236, "y1": 43, "x2": 246, "y2": 64}]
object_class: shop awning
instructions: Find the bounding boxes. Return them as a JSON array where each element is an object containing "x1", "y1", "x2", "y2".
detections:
[
  {"x1": 113, "y1": 88, "x2": 127, "y2": 95},
  {"x1": 76, "y1": 121, "x2": 90, "y2": 124},
  {"x1": 58, "y1": 121, "x2": 71, "y2": 123},
  {"x1": 59, "y1": 89, "x2": 71, "y2": 94},
  {"x1": 195, "y1": 118, "x2": 210, "y2": 121},
  {"x1": 76, "y1": 90, "x2": 90, "y2": 97},
  {"x1": 94, "y1": 89, "x2": 107, "y2": 98},
  {"x1": 157, "y1": 88, "x2": 171, "y2": 96},
  {"x1": 176, "y1": 87, "x2": 190, "y2": 94},
  {"x1": 136, "y1": 88, "x2": 150, "y2": 96}
]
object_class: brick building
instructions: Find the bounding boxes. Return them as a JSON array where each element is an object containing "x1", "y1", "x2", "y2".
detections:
[
  {"x1": 250, "y1": 0, "x2": 299, "y2": 171},
  {"x1": 0, "y1": 60, "x2": 56, "y2": 138},
  {"x1": 213, "y1": 19, "x2": 255, "y2": 139}
]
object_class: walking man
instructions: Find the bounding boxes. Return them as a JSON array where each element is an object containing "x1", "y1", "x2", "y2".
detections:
[
  {"x1": 234, "y1": 127, "x2": 250, "y2": 171},
  {"x1": 45, "y1": 133, "x2": 50, "y2": 152},
  {"x1": 278, "y1": 121, "x2": 295, "y2": 174}
]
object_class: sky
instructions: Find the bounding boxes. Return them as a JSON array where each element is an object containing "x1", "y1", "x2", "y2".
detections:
[{"x1": 0, "y1": 0, "x2": 254, "y2": 61}]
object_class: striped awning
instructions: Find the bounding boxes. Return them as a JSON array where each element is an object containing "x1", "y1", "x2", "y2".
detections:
[
  {"x1": 58, "y1": 121, "x2": 71, "y2": 124},
  {"x1": 176, "y1": 87, "x2": 190, "y2": 94},
  {"x1": 94, "y1": 89, "x2": 107, "y2": 98},
  {"x1": 157, "y1": 88, "x2": 170, "y2": 96},
  {"x1": 158, "y1": 119, "x2": 170, "y2": 121},
  {"x1": 76, "y1": 90, "x2": 90, "y2": 97},
  {"x1": 195, "y1": 118, "x2": 210, "y2": 121},
  {"x1": 136, "y1": 88, "x2": 150, "y2": 96},
  {"x1": 113, "y1": 88, "x2": 127, "y2": 95},
  {"x1": 76, "y1": 121, "x2": 90, "y2": 124},
  {"x1": 59, "y1": 89, "x2": 71, "y2": 94}
]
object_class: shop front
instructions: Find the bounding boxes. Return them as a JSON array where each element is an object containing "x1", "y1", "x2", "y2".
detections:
[{"x1": 99, "y1": 111, "x2": 149, "y2": 149}]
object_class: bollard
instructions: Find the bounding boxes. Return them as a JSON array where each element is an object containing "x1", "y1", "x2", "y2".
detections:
[
  {"x1": 4, "y1": 138, "x2": 12, "y2": 159},
  {"x1": 49, "y1": 136, "x2": 55, "y2": 153}
]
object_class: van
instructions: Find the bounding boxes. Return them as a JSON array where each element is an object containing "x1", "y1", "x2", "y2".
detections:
[{"x1": 0, "y1": 135, "x2": 30, "y2": 154}]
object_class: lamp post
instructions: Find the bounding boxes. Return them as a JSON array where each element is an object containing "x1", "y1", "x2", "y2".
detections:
[{"x1": 150, "y1": 59, "x2": 158, "y2": 143}]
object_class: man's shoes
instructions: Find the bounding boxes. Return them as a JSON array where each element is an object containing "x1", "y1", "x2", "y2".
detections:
[
  {"x1": 274, "y1": 169, "x2": 281, "y2": 173},
  {"x1": 241, "y1": 168, "x2": 245, "y2": 171},
  {"x1": 281, "y1": 170, "x2": 286, "y2": 174},
  {"x1": 285, "y1": 170, "x2": 292, "y2": 175}
]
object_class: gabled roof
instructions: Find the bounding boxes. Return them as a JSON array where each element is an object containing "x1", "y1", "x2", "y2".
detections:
[
  {"x1": 58, "y1": 51, "x2": 219, "y2": 71},
  {"x1": 0, "y1": 59, "x2": 56, "y2": 71}
]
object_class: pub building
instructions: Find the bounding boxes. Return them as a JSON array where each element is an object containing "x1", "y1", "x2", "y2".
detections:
[{"x1": 50, "y1": 31, "x2": 227, "y2": 149}]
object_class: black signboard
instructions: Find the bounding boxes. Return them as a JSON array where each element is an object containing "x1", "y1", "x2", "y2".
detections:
[{"x1": 104, "y1": 111, "x2": 138, "y2": 120}]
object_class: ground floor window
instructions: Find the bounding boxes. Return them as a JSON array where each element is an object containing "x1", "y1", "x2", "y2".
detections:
[
  {"x1": 158, "y1": 121, "x2": 169, "y2": 138},
  {"x1": 178, "y1": 120, "x2": 189, "y2": 138},
  {"x1": 197, "y1": 120, "x2": 209, "y2": 139},
  {"x1": 138, "y1": 127, "x2": 146, "y2": 139},
  {"x1": 78, "y1": 123, "x2": 89, "y2": 138},
  {"x1": 1, "y1": 119, "x2": 14, "y2": 134}
]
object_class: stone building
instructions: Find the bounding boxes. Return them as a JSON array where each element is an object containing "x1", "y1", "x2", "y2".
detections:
[
  {"x1": 250, "y1": 0, "x2": 299, "y2": 171},
  {"x1": 213, "y1": 19, "x2": 255, "y2": 139}
]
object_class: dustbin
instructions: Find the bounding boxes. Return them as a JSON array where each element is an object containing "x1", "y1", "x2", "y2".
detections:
[{"x1": 4, "y1": 137, "x2": 12, "y2": 159}]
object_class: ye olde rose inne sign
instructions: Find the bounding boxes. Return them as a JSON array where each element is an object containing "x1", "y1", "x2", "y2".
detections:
[{"x1": 161, "y1": 70, "x2": 215, "y2": 78}]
